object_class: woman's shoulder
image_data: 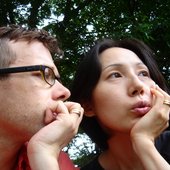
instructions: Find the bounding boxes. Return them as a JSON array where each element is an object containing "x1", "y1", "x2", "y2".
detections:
[
  {"x1": 156, "y1": 130, "x2": 170, "y2": 147},
  {"x1": 80, "y1": 156, "x2": 104, "y2": 170},
  {"x1": 155, "y1": 130, "x2": 170, "y2": 163}
]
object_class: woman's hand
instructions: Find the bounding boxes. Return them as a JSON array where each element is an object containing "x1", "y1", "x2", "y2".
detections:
[
  {"x1": 131, "y1": 85, "x2": 170, "y2": 142},
  {"x1": 130, "y1": 86, "x2": 170, "y2": 170}
]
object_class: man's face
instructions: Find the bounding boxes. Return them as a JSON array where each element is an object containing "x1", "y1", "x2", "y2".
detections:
[{"x1": 0, "y1": 40, "x2": 70, "y2": 143}]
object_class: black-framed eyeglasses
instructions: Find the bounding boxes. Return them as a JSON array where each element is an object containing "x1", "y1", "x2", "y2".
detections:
[{"x1": 0, "y1": 65, "x2": 61, "y2": 86}]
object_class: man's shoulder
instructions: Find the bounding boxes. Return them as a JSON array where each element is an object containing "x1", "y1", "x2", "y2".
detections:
[{"x1": 59, "y1": 151, "x2": 79, "y2": 170}]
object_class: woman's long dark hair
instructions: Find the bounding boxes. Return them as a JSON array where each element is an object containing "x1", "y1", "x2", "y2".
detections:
[{"x1": 71, "y1": 38, "x2": 169, "y2": 150}]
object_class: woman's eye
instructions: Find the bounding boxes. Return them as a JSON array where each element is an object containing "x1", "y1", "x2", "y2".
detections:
[
  {"x1": 138, "y1": 71, "x2": 150, "y2": 77},
  {"x1": 108, "y1": 72, "x2": 122, "y2": 78}
]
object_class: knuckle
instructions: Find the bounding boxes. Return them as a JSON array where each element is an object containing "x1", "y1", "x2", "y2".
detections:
[
  {"x1": 68, "y1": 121, "x2": 77, "y2": 132},
  {"x1": 156, "y1": 110, "x2": 169, "y2": 121}
]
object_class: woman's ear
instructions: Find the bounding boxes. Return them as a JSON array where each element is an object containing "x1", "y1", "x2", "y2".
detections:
[{"x1": 82, "y1": 102, "x2": 95, "y2": 117}]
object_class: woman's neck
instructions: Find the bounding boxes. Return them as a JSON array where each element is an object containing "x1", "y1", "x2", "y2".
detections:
[{"x1": 98, "y1": 133, "x2": 144, "y2": 170}]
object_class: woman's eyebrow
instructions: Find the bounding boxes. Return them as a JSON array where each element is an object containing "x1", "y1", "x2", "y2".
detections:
[
  {"x1": 102, "y1": 62, "x2": 146, "y2": 71},
  {"x1": 102, "y1": 63, "x2": 123, "y2": 71},
  {"x1": 136, "y1": 62, "x2": 149, "y2": 69}
]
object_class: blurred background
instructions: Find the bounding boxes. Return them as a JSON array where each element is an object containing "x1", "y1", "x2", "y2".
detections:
[{"x1": 1, "y1": 0, "x2": 170, "y2": 166}]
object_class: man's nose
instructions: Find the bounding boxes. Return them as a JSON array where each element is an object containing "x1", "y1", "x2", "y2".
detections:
[{"x1": 52, "y1": 81, "x2": 71, "y2": 101}]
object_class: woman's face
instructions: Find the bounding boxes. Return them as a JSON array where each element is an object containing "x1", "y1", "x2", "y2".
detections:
[{"x1": 90, "y1": 47, "x2": 155, "y2": 134}]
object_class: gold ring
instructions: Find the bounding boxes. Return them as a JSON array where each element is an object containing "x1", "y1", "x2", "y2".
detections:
[
  {"x1": 163, "y1": 100, "x2": 170, "y2": 107},
  {"x1": 70, "y1": 109, "x2": 81, "y2": 117}
]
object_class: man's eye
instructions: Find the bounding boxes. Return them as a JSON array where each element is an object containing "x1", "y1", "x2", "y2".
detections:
[
  {"x1": 44, "y1": 71, "x2": 51, "y2": 78},
  {"x1": 33, "y1": 72, "x2": 42, "y2": 78},
  {"x1": 44, "y1": 67, "x2": 53, "y2": 78}
]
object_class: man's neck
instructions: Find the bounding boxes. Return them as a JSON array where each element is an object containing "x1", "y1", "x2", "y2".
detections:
[{"x1": 0, "y1": 137, "x2": 24, "y2": 170}]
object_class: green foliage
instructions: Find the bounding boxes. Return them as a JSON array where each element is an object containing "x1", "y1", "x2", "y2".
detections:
[
  {"x1": 63, "y1": 133, "x2": 101, "y2": 167},
  {"x1": 0, "y1": 0, "x2": 170, "y2": 166}
]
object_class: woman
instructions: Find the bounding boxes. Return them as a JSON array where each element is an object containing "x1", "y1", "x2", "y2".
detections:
[{"x1": 71, "y1": 38, "x2": 170, "y2": 170}]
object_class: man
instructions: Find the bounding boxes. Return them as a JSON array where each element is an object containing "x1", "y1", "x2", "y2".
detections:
[{"x1": 0, "y1": 25, "x2": 83, "y2": 170}]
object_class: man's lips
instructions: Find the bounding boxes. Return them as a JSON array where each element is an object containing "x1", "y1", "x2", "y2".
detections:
[
  {"x1": 44, "y1": 108, "x2": 57, "y2": 124},
  {"x1": 131, "y1": 101, "x2": 151, "y2": 116}
]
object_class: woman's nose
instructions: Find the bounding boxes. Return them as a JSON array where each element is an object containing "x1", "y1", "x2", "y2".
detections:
[
  {"x1": 128, "y1": 76, "x2": 145, "y2": 97},
  {"x1": 52, "y1": 81, "x2": 71, "y2": 101}
]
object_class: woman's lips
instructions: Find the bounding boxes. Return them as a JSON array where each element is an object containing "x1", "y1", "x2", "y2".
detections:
[
  {"x1": 131, "y1": 101, "x2": 151, "y2": 116},
  {"x1": 131, "y1": 106, "x2": 151, "y2": 116}
]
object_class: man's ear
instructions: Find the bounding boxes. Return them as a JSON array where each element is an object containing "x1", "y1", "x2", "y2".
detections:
[{"x1": 83, "y1": 102, "x2": 95, "y2": 117}]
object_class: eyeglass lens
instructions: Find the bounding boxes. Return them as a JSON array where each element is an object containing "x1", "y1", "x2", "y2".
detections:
[{"x1": 44, "y1": 67, "x2": 55, "y2": 86}]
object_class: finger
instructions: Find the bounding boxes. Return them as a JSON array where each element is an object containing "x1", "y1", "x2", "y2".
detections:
[
  {"x1": 64, "y1": 102, "x2": 83, "y2": 118},
  {"x1": 163, "y1": 100, "x2": 170, "y2": 108},
  {"x1": 64, "y1": 102, "x2": 84, "y2": 130},
  {"x1": 55, "y1": 101, "x2": 70, "y2": 118},
  {"x1": 151, "y1": 88, "x2": 164, "y2": 107},
  {"x1": 70, "y1": 108, "x2": 81, "y2": 117},
  {"x1": 44, "y1": 101, "x2": 70, "y2": 124},
  {"x1": 70, "y1": 107, "x2": 84, "y2": 134},
  {"x1": 69, "y1": 106, "x2": 84, "y2": 122},
  {"x1": 153, "y1": 85, "x2": 170, "y2": 109},
  {"x1": 155, "y1": 85, "x2": 170, "y2": 98},
  {"x1": 54, "y1": 101, "x2": 84, "y2": 129},
  {"x1": 151, "y1": 87, "x2": 170, "y2": 121},
  {"x1": 64, "y1": 101, "x2": 81, "y2": 112}
]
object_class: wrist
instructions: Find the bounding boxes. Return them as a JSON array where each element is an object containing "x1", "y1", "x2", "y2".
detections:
[
  {"x1": 28, "y1": 153, "x2": 59, "y2": 170},
  {"x1": 131, "y1": 133, "x2": 154, "y2": 156},
  {"x1": 27, "y1": 139, "x2": 61, "y2": 159}
]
